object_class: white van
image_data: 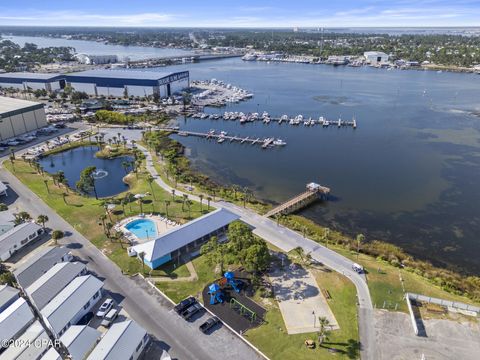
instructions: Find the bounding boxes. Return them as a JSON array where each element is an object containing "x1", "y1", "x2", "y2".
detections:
[
  {"x1": 101, "y1": 308, "x2": 118, "y2": 327},
  {"x1": 352, "y1": 263, "x2": 364, "y2": 274}
]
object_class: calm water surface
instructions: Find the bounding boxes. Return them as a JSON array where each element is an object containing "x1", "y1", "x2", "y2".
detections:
[
  {"x1": 38, "y1": 146, "x2": 133, "y2": 198},
  {"x1": 164, "y1": 59, "x2": 480, "y2": 274}
]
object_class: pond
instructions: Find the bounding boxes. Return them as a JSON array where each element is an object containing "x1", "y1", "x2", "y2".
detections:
[{"x1": 38, "y1": 146, "x2": 134, "y2": 198}]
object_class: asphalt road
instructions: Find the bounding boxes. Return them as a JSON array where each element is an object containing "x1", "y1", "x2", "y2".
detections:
[
  {"x1": 141, "y1": 144, "x2": 377, "y2": 360},
  {"x1": 0, "y1": 156, "x2": 262, "y2": 360}
]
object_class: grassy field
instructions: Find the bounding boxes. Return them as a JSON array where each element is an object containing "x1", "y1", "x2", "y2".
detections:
[
  {"x1": 247, "y1": 266, "x2": 359, "y2": 360},
  {"x1": 5, "y1": 156, "x2": 206, "y2": 277},
  {"x1": 332, "y1": 248, "x2": 479, "y2": 312}
]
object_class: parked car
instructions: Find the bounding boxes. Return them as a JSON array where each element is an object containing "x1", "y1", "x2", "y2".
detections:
[
  {"x1": 76, "y1": 312, "x2": 94, "y2": 325},
  {"x1": 96, "y1": 298, "x2": 114, "y2": 318},
  {"x1": 101, "y1": 308, "x2": 119, "y2": 327},
  {"x1": 181, "y1": 302, "x2": 203, "y2": 320},
  {"x1": 199, "y1": 316, "x2": 220, "y2": 333},
  {"x1": 174, "y1": 296, "x2": 196, "y2": 314},
  {"x1": 352, "y1": 263, "x2": 364, "y2": 274}
]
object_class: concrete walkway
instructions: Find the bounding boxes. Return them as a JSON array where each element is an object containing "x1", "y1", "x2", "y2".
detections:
[{"x1": 139, "y1": 144, "x2": 377, "y2": 360}]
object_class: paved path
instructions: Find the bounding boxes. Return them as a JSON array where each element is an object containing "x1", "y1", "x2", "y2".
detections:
[
  {"x1": 0, "y1": 166, "x2": 262, "y2": 360},
  {"x1": 141, "y1": 144, "x2": 376, "y2": 360}
]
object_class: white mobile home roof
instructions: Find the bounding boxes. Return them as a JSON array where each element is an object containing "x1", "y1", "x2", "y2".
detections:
[
  {"x1": 0, "y1": 222, "x2": 42, "y2": 260},
  {"x1": 26, "y1": 262, "x2": 86, "y2": 310},
  {"x1": 1, "y1": 320, "x2": 50, "y2": 360},
  {"x1": 87, "y1": 320, "x2": 147, "y2": 360},
  {"x1": 60, "y1": 325, "x2": 101, "y2": 360},
  {"x1": 0, "y1": 284, "x2": 19, "y2": 313},
  {"x1": 132, "y1": 208, "x2": 239, "y2": 262},
  {"x1": 14, "y1": 246, "x2": 70, "y2": 289},
  {"x1": 41, "y1": 275, "x2": 103, "y2": 335},
  {"x1": 0, "y1": 297, "x2": 34, "y2": 342},
  {"x1": 40, "y1": 348, "x2": 61, "y2": 360}
]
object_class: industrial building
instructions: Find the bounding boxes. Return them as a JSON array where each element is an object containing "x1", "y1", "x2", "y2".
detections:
[
  {"x1": 364, "y1": 51, "x2": 389, "y2": 64},
  {"x1": 65, "y1": 69, "x2": 189, "y2": 98},
  {"x1": 0, "y1": 96, "x2": 49, "y2": 141},
  {"x1": 131, "y1": 208, "x2": 240, "y2": 269},
  {"x1": 0, "y1": 72, "x2": 65, "y2": 92}
]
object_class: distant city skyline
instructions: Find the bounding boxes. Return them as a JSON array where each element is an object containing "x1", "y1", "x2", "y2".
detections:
[{"x1": 1, "y1": 0, "x2": 480, "y2": 27}]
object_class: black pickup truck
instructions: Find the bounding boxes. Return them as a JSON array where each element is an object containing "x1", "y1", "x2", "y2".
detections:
[
  {"x1": 174, "y1": 296, "x2": 196, "y2": 314},
  {"x1": 199, "y1": 316, "x2": 220, "y2": 333},
  {"x1": 181, "y1": 302, "x2": 203, "y2": 320}
]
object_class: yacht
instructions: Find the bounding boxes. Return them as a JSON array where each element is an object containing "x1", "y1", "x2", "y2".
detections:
[
  {"x1": 217, "y1": 138, "x2": 225, "y2": 143},
  {"x1": 242, "y1": 54, "x2": 257, "y2": 61},
  {"x1": 273, "y1": 139, "x2": 287, "y2": 146}
]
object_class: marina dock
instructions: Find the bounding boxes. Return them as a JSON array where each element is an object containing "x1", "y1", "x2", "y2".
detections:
[
  {"x1": 162, "y1": 128, "x2": 285, "y2": 149},
  {"x1": 265, "y1": 182, "x2": 330, "y2": 218}
]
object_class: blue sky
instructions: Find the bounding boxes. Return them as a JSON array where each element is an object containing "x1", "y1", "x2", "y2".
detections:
[{"x1": 0, "y1": 0, "x2": 479, "y2": 27}]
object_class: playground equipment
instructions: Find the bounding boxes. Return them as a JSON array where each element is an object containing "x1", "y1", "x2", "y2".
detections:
[
  {"x1": 230, "y1": 298, "x2": 257, "y2": 323},
  {"x1": 224, "y1": 271, "x2": 241, "y2": 293},
  {"x1": 208, "y1": 283, "x2": 224, "y2": 305}
]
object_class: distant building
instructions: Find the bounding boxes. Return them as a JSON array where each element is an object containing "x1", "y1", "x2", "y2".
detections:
[
  {"x1": 1, "y1": 320, "x2": 50, "y2": 359},
  {"x1": 0, "y1": 222, "x2": 43, "y2": 261},
  {"x1": 0, "y1": 72, "x2": 65, "y2": 92},
  {"x1": 0, "y1": 297, "x2": 35, "y2": 343},
  {"x1": 75, "y1": 54, "x2": 119, "y2": 65},
  {"x1": 0, "y1": 284, "x2": 20, "y2": 313},
  {"x1": 25, "y1": 261, "x2": 87, "y2": 311},
  {"x1": 40, "y1": 275, "x2": 103, "y2": 337},
  {"x1": 87, "y1": 320, "x2": 149, "y2": 360},
  {"x1": 0, "y1": 96, "x2": 49, "y2": 141},
  {"x1": 13, "y1": 246, "x2": 73, "y2": 289},
  {"x1": 131, "y1": 208, "x2": 240, "y2": 269},
  {"x1": 60, "y1": 325, "x2": 101, "y2": 360},
  {"x1": 65, "y1": 69, "x2": 189, "y2": 98},
  {"x1": 364, "y1": 51, "x2": 389, "y2": 64}
]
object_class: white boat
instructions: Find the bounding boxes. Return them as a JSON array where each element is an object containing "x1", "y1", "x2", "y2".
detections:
[
  {"x1": 220, "y1": 131, "x2": 228, "y2": 136},
  {"x1": 273, "y1": 139, "x2": 287, "y2": 146},
  {"x1": 217, "y1": 137, "x2": 225, "y2": 143},
  {"x1": 242, "y1": 54, "x2": 257, "y2": 61}
]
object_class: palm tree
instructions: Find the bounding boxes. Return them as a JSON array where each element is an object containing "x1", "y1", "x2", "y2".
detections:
[
  {"x1": 36, "y1": 215, "x2": 49, "y2": 229},
  {"x1": 207, "y1": 196, "x2": 212, "y2": 210},
  {"x1": 137, "y1": 199, "x2": 144, "y2": 214},
  {"x1": 323, "y1": 227, "x2": 331, "y2": 247},
  {"x1": 146, "y1": 175, "x2": 156, "y2": 200},
  {"x1": 199, "y1": 194, "x2": 204, "y2": 212},
  {"x1": 317, "y1": 317, "x2": 331, "y2": 346},
  {"x1": 62, "y1": 192, "x2": 68, "y2": 204},
  {"x1": 356, "y1": 234, "x2": 365, "y2": 260},
  {"x1": 186, "y1": 200, "x2": 192, "y2": 219},
  {"x1": 164, "y1": 200, "x2": 170, "y2": 217},
  {"x1": 182, "y1": 194, "x2": 188, "y2": 212},
  {"x1": 139, "y1": 251, "x2": 146, "y2": 274},
  {"x1": 171, "y1": 189, "x2": 176, "y2": 201},
  {"x1": 43, "y1": 179, "x2": 49, "y2": 193}
]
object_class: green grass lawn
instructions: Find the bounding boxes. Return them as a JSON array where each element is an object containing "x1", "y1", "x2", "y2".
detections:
[
  {"x1": 247, "y1": 267, "x2": 359, "y2": 360},
  {"x1": 5, "y1": 156, "x2": 206, "y2": 276}
]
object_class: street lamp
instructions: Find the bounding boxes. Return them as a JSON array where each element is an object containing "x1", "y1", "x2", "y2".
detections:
[{"x1": 312, "y1": 310, "x2": 316, "y2": 328}]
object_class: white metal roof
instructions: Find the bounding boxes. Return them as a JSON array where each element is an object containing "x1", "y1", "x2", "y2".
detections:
[
  {"x1": 40, "y1": 348, "x2": 61, "y2": 360},
  {"x1": 26, "y1": 262, "x2": 86, "y2": 310},
  {"x1": 41, "y1": 275, "x2": 103, "y2": 335},
  {"x1": 0, "y1": 222, "x2": 42, "y2": 259},
  {"x1": 0, "y1": 284, "x2": 19, "y2": 311},
  {"x1": 1, "y1": 320, "x2": 49, "y2": 360},
  {"x1": 132, "y1": 208, "x2": 239, "y2": 262},
  {"x1": 60, "y1": 325, "x2": 101, "y2": 360},
  {"x1": 0, "y1": 96, "x2": 43, "y2": 115},
  {"x1": 86, "y1": 320, "x2": 147, "y2": 360},
  {"x1": 14, "y1": 246, "x2": 70, "y2": 289},
  {"x1": 0, "y1": 72, "x2": 62, "y2": 80},
  {"x1": 66, "y1": 69, "x2": 178, "y2": 81},
  {"x1": 0, "y1": 297, "x2": 34, "y2": 342}
]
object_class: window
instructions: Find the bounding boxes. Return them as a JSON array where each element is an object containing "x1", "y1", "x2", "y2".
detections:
[
  {"x1": 93, "y1": 292, "x2": 99, "y2": 299},
  {"x1": 21, "y1": 239, "x2": 28, "y2": 245},
  {"x1": 29, "y1": 233, "x2": 35, "y2": 239},
  {"x1": 83, "y1": 301, "x2": 90, "y2": 310},
  {"x1": 136, "y1": 342, "x2": 142, "y2": 352}
]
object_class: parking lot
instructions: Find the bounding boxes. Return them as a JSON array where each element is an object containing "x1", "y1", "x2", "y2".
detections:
[{"x1": 375, "y1": 309, "x2": 480, "y2": 360}]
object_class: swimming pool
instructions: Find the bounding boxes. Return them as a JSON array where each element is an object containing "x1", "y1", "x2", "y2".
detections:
[{"x1": 125, "y1": 219, "x2": 158, "y2": 239}]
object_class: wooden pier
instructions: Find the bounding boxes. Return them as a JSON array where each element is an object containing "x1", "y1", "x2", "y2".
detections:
[{"x1": 265, "y1": 182, "x2": 330, "y2": 218}]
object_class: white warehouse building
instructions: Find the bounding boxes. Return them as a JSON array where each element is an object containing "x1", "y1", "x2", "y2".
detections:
[
  {"x1": 0, "y1": 72, "x2": 64, "y2": 92},
  {"x1": 0, "y1": 96, "x2": 49, "y2": 141},
  {"x1": 65, "y1": 69, "x2": 190, "y2": 98},
  {"x1": 364, "y1": 51, "x2": 389, "y2": 64}
]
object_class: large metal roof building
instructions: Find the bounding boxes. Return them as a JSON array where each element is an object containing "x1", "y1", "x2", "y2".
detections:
[
  {"x1": 0, "y1": 96, "x2": 48, "y2": 141},
  {"x1": 0, "y1": 72, "x2": 64, "y2": 92},
  {"x1": 65, "y1": 69, "x2": 189, "y2": 98}
]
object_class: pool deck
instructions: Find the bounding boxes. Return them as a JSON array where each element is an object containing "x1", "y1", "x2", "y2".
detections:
[{"x1": 115, "y1": 215, "x2": 180, "y2": 245}]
